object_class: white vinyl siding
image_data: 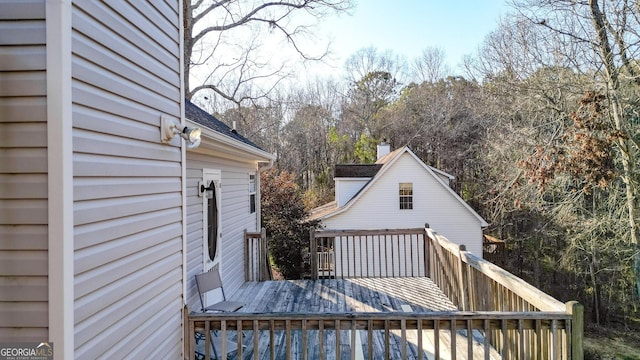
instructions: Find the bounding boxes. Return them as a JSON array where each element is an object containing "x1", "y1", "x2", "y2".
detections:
[
  {"x1": 70, "y1": 2, "x2": 183, "y2": 359},
  {"x1": 323, "y1": 153, "x2": 484, "y2": 255},
  {"x1": 0, "y1": 0, "x2": 49, "y2": 342},
  {"x1": 185, "y1": 152, "x2": 258, "y2": 311}
]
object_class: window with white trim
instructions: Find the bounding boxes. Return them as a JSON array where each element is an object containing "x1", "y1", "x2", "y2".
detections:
[
  {"x1": 399, "y1": 182, "x2": 413, "y2": 210},
  {"x1": 249, "y1": 173, "x2": 256, "y2": 214}
]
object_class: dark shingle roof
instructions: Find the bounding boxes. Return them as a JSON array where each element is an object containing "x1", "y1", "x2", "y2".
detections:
[
  {"x1": 334, "y1": 164, "x2": 383, "y2": 178},
  {"x1": 185, "y1": 99, "x2": 262, "y2": 150}
]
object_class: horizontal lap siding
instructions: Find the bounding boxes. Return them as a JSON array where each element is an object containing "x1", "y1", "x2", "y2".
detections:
[
  {"x1": 185, "y1": 152, "x2": 258, "y2": 311},
  {"x1": 71, "y1": 2, "x2": 183, "y2": 359},
  {"x1": 0, "y1": 0, "x2": 48, "y2": 342}
]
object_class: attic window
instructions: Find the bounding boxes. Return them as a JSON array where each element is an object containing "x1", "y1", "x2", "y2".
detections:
[{"x1": 399, "y1": 183, "x2": 413, "y2": 210}]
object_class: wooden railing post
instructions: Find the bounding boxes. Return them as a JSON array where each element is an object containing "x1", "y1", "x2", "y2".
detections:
[
  {"x1": 244, "y1": 229, "x2": 250, "y2": 281},
  {"x1": 567, "y1": 301, "x2": 584, "y2": 360},
  {"x1": 458, "y1": 244, "x2": 467, "y2": 311},
  {"x1": 310, "y1": 229, "x2": 318, "y2": 280}
]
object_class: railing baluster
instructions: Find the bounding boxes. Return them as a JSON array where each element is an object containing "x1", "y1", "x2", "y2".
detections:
[
  {"x1": 237, "y1": 319, "x2": 243, "y2": 359},
  {"x1": 467, "y1": 319, "x2": 473, "y2": 359},
  {"x1": 285, "y1": 319, "x2": 291, "y2": 360},
  {"x1": 417, "y1": 317, "x2": 423, "y2": 360},
  {"x1": 450, "y1": 318, "x2": 457, "y2": 360},
  {"x1": 319, "y1": 319, "x2": 324, "y2": 360},
  {"x1": 484, "y1": 319, "x2": 490, "y2": 360},
  {"x1": 367, "y1": 319, "x2": 373, "y2": 360},
  {"x1": 434, "y1": 319, "x2": 440, "y2": 359},
  {"x1": 384, "y1": 319, "x2": 390, "y2": 360},
  {"x1": 253, "y1": 319, "x2": 259, "y2": 360},
  {"x1": 335, "y1": 319, "x2": 341, "y2": 360},
  {"x1": 270, "y1": 319, "x2": 275, "y2": 360},
  {"x1": 351, "y1": 319, "x2": 356, "y2": 360},
  {"x1": 302, "y1": 319, "x2": 308, "y2": 360},
  {"x1": 221, "y1": 320, "x2": 227, "y2": 360},
  {"x1": 401, "y1": 318, "x2": 407, "y2": 360}
]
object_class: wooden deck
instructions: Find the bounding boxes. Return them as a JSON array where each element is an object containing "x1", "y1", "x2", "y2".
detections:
[
  {"x1": 200, "y1": 278, "x2": 500, "y2": 360},
  {"x1": 187, "y1": 227, "x2": 582, "y2": 360},
  {"x1": 230, "y1": 278, "x2": 458, "y2": 314}
]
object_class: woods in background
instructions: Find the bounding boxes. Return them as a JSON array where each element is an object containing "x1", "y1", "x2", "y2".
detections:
[{"x1": 186, "y1": 0, "x2": 640, "y2": 329}]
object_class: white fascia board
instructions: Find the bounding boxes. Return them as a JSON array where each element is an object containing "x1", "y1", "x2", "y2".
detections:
[{"x1": 186, "y1": 119, "x2": 275, "y2": 162}]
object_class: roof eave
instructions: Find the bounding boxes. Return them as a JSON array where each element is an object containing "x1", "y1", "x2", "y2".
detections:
[{"x1": 186, "y1": 119, "x2": 275, "y2": 162}]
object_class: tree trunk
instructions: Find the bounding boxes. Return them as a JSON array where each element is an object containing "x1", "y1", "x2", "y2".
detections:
[{"x1": 589, "y1": 0, "x2": 640, "y2": 302}]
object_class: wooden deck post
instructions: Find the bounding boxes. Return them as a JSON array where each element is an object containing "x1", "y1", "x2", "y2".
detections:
[
  {"x1": 567, "y1": 301, "x2": 584, "y2": 360},
  {"x1": 457, "y1": 245, "x2": 467, "y2": 311},
  {"x1": 310, "y1": 229, "x2": 318, "y2": 280},
  {"x1": 244, "y1": 229, "x2": 250, "y2": 281}
]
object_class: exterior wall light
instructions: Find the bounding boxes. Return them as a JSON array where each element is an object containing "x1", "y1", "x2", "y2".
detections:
[
  {"x1": 199, "y1": 180, "x2": 215, "y2": 198},
  {"x1": 161, "y1": 115, "x2": 202, "y2": 149}
]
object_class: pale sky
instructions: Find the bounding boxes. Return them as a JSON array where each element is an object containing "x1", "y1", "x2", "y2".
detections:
[{"x1": 294, "y1": 0, "x2": 511, "y2": 78}]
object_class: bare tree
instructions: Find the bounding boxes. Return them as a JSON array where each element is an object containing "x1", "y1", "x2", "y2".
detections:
[
  {"x1": 184, "y1": 0, "x2": 353, "y2": 106},
  {"x1": 512, "y1": 0, "x2": 640, "y2": 304},
  {"x1": 411, "y1": 47, "x2": 450, "y2": 83}
]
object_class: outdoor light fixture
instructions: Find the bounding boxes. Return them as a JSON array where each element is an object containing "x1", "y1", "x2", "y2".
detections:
[
  {"x1": 160, "y1": 116, "x2": 202, "y2": 149},
  {"x1": 199, "y1": 180, "x2": 215, "y2": 198}
]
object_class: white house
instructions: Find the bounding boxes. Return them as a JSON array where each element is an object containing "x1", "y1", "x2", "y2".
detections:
[
  {"x1": 309, "y1": 145, "x2": 488, "y2": 256},
  {"x1": 0, "y1": 2, "x2": 273, "y2": 358}
]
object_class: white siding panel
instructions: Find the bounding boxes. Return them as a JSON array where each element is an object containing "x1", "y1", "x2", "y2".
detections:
[
  {"x1": 74, "y1": 153, "x2": 181, "y2": 177},
  {"x1": 0, "y1": 224, "x2": 47, "y2": 250},
  {"x1": 0, "y1": 20, "x2": 45, "y2": 45},
  {"x1": 0, "y1": 71, "x2": 46, "y2": 96},
  {"x1": 0, "y1": 174, "x2": 47, "y2": 199},
  {"x1": 73, "y1": 128, "x2": 181, "y2": 162},
  {"x1": 0, "y1": 148, "x2": 48, "y2": 173},
  {"x1": 0, "y1": 277, "x2": 47, "y2": 301},
  {"x1": 0, "y1": 97, "x2": 46, "y2": 123},
  {"x1": 72, "y1": 2, "x2": 178, "y2": 79},
  {"x1": 74, "y1": 194, "x2": 181, "y2": 226},
  {"x1": 0, "y1": 122, "x2": 48, "y2": 147},
  {"x1": 71, "y1": 0, "x2": 183, "y2": 356},
  {"x1": 0, "y1": 0, "x2": 45, "y2": 19},
  {"x1": 74, "y1": 177, "x2": 180, "y2": 201},
  {"x1": 74, "y1": 207, "x2": 181, "y2": 250},
  {"x1": 0, "y1": 199, "x2": 47, "y2": 225},
  {"x1": 0, "y1": 46, "x2": 46, "y2": 71},
  {"x1": 0, "y1": 0, "x2": 48, "y2": 343}
]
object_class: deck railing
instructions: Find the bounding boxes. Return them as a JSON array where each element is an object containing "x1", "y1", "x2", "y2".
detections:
[
  {"x1": 189, "y1": 226, "x2": 583, "y2": 359},
  {"x1": 244, "y1": 228, "x2": 271, "y2": 282},
  {"x1": 310, "y1": 228, "x2": 428, "y2": 279},
  {"x1": 185, "y1": 308, "x2": 575, "y2": 360},
  {"x1": 423, "y1": 227, "x2": 584, "y2": 359}
]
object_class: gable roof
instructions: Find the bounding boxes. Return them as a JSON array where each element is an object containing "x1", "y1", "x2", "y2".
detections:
[
  {"x1": 184, "y1": 99, "x2": 274, "y2": 161},
  {"x1": 334, "y1": 164, "x2": 383, "y2": 178},
  {"x1": 309, "y1": 146, "x2": 488, "y2": 227}
]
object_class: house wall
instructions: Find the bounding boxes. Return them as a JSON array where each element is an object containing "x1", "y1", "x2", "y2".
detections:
[
  {"x1": 335, "y1": 178, "x2": 370, "y2": 207},
  {"x1": 185, "y1": 152, "x2": 258, "y2": 311},
  {"x1": 0, "y1": 0, "x2": 49, "y2": 342},
  {"x1": 323, "y1": 153, "x2": 484, "y2": 255},
  {"x1": 70, "y1": 2, "x2": 184, "y2": 359}
]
